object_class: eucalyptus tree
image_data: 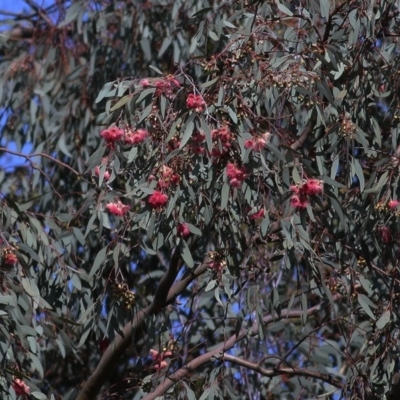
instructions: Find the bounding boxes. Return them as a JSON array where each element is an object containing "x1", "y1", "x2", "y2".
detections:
[{"x1": 0, "y1": 1, "x2": 400, "y2": 399}]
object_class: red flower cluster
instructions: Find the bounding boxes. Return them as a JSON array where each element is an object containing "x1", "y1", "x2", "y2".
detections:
[
  {"x1": 149, "y1": 348, "x2": 172, "y2": 372},
  {"x1": 249, "y1": 209, "x2": 265, "y2": 220},
  {"x1": 211, "y1": 126, "x2": 233, "y2": 158},
  {"x1": 177, "y1": 223, "x2": 190, "y2": 238},
  {"x1": 148, "y1": 191, "x2": 168, "y2": 209},
  {"x1": 125, "y1": 129, "x2": 148, "y2": 145},
  {"x1": 244, "y1": 132, "x2": 271, "y2": 151},
  {"x1": 12, "y1": 379, "x2": 30, "y2": 396},
  {"x1": 141, "y1": 75, "x2": 180, "y2": 98},
  {"x1": 186, "y1": 94, "x2": 206, "y2": 112},
  {"x1": 106, "y1": 201, "x2": 130, "y2": 216},
  {"x1": 226, "y1": 163, "x2": 247, "y2": 188},
  {"x1": 100, "y1": 127, "x2": 124, "y2": 144},
  {"x1": 189, "y1": 132, "x2": 206, "y2": 155},
  {"x1": 4, "y1": 252, "x2": 18, "y2": 265},
  {"x1": 158, "y1": 165, "x2": 180, "y2": 189},
  {"x1": 290, "y1": 179, "x2": 323, "y2": 209}
]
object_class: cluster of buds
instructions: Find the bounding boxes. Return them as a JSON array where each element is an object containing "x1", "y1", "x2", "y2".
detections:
[
  {"x1": 226, "y1": 163, "x2": 247, "y2": 188},
  {"x1": 141, "y1": 75, "x2": 180, "y2": 98},
  {"x1": 244, "y1": 132, "x2": 271, "y2": 152},
  {"x1": 207, "y1": 251, "x2": 226, "y2": 275},
  {"x1": 375, "y1": 199, "x2": 400, "y2": 214},
  {"x1": 202, "y1": 55, "x2": 217, "y2": 72},
  {"x1": 339, "y1": 116, "x2": 357, "y2": 137},
  {"x1": 290, "y1": 179, "x2": 324, "y2": 209},
  {"x1": 357, "y1": 256, "x2": 367, "y2": 270},
  {"x1": 186, "y1": 94, "x2": 207, "y2": 112},
  {"x1": 1, "y1": 247, "x2": 18, "y2": 271},
  {"x1": 94, "y1": 166, "x2": 111, "y2": 181},
  {"x1": 112, "y1": 282, "x2": 136, "y2": 310},
  {"x1": 157, "y1": 165, "x2": 180, "y2": 189},
  {"x1": 269, "y1": 69, "x2": 311, "y2": 89},
  {"x1": 93, "y1": 157, "x2": 111, "y2": 182},
  {"x1": 326, "y1": 275, "x2": 345, "y2": 294},
  {"x1": 393, "y1": 106, "x2": 400, "y2": 121}
]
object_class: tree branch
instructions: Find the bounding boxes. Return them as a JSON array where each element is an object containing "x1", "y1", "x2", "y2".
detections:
[
  {"x1": 142, "y1": 298, "x2": 335, "y2": 400},
  {"x1": 0, "y1": 147, "x2": 81, "y2": 176},
  {"x1": 290, "y1": 117, "x2": 316, "y2": 151},
  {"x1": 76, "y1": 258, "x2": 209, "y2": 400},
  {"x1": 222, "y1": 354, "x2": 344, "y2": 389}
]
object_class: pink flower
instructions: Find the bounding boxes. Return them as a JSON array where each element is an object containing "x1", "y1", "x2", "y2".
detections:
[
  {"x1": 100, "y1": 127, "x2": 124, "y2": 143},
  {"x1": 226, "y1": 163, "x2": 247, "y2": 187},
  {"x1": 302, "y1": 179, "x2": 323, "y2": 196},
  {"x1": 154, "y1": 360, "x2": 168, "y2": 371},
  {"x1": 12, "y1": 379, "x2": 30, "y2": 396},
  {"x1": 388, "y1": 200, "x2": 399, "y2": 209},
  {"x1": 94, "y1": 166, "x2": 111, "y2": 181},
  {"x1": 125, "y1": 129, "x2": 148, "y2": 145},
  {"x1": 157, "y1": 166, "x2": 180, "y2": 189},
  {"x1": 166, "y1": 74, "x2": 180, "y2": 88},
  {"x1": 212, "y1": 126, "x2": 232, "y2": 144},
  {"x1": 4, "y1": 253, "x2": 17, "y2": 265},
  {"x1": 249, "y1": 209, "x2": 265, "y2": 220},
  {"x1": 152, "y1": 75, "x2": 180, "y2": 98},
  {"x1": 244, "y1": 139, "x2": 255, "y2": 149},
  {"x1": 149, "y1": 348, "x2": 172, "y2": 371},
  {"x1": 290, "y1": 195, "x2": 309, "y2": 209},
  {"x1": 186, "y1": 94, "x2": 206, "y2": 112},
  {"x1": 228, "y1": 178, "x2": 241, "y2": 188},
  {"x1": 148, "y1": 191, "x2": 168, "y2": 209},
  {"x1": 245, "y1": 133, "x2": 270, "y2": 151},
  {"x1": 177, "y1": 223, "x2": 190, "y2": 238},
  {"x1": 106, "y1": 201, "x2": 130, "y2": 216},
  {"x1": 140, "y1": 79, "x2": 150, "y2": 87},
  {"x1": 289, "y1": 185, "x2": 300, "y2": 194}
]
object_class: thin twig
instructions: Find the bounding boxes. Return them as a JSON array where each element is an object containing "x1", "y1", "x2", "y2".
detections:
[{"x1": 223, "y1": 354, "x2": 344, "y2": 389}]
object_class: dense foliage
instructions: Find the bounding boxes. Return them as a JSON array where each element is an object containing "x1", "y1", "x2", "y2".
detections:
[{"x1": 1, "y1": 0, "x2": 400, "y2": 399}]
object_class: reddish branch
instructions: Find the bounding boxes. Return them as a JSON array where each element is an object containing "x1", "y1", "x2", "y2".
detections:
[
  {"x1": 223, "y1": 354, "x2": 344, "y2": 389},
  {"x1": 141, "y1": 298, "x2": 340, "y2": 400},
  {"x1": 0, "y1": 147, "x2": 80, "y2": 176}
]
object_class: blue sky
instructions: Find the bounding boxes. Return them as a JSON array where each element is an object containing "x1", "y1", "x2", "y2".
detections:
[
  {"x1": 0, "y1": 1, "x2": 54, "y2": 168},
  {"x1": 1, "y1": 0, "x2": 51, "y2": 13}
]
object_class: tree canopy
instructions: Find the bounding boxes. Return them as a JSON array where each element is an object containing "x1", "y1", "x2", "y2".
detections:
[{"x1": 1, "y1": 0, "x2": 400, "y2": 399}]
